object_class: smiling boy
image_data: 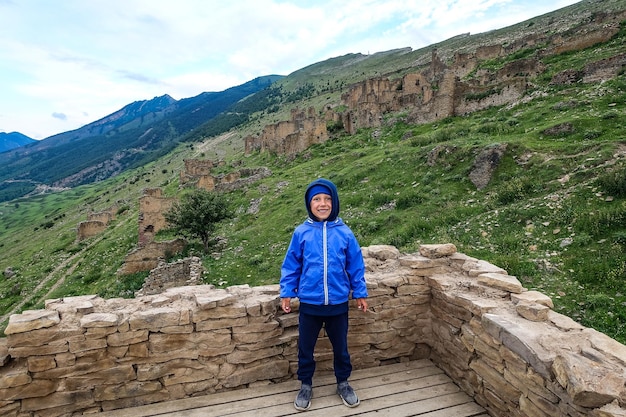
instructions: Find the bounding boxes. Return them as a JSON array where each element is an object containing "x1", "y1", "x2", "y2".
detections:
[{"x1": 280, "y1": 178, "x2": 368, "y2": 411}]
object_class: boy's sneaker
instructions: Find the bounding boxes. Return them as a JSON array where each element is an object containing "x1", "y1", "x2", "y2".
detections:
[
  {"x1": 337, "y1": 381, "x2": 360, "y2": 407},
  {"x1": 294, "y1": 383, "x2": 312, "y2": 411}
]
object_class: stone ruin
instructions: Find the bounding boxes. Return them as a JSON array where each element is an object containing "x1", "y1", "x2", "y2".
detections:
[
  {"x1": 180, "y1": 159, "x2": 272, "y2": 192},
  {"x1": 243, "y1": 10, "x2": 625, "y2": 158},
  {"x1": 119, "y1": 158, "x2": 273, "y2": 275},
  {"x1": 116, "y1": 239, "x2": 186, "y2": 276},
  {"x1": 137, "y1": 188, "x2": 175, "y2": 248},
  {"x1": 2, "y1": 244, "x2": 625, "y2": 417},
  {"x1": 134, "y1": 256, "x2": 203, "y2": 297},
  {"x1": 76, "y1": 204, "x2": 119, "y2": 241},
  {"x1": 179, "y1": 159, "x2": 215, "y2": 189},
  {"x1": 244, "y1": 107, "x2": 329, "y2": 156},
  {"x1": 116, "y1": 188, "x2": 182, "y2": 275}
]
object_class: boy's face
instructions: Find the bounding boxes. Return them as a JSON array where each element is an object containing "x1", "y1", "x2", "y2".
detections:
[{"x1": 310, "y1": 193, "x2": 332, "y2": 221}]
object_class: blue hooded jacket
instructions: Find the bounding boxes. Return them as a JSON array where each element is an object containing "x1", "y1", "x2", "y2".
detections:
[{"x1": 280, "y1": 179, "x2": 368, "y2": 307}]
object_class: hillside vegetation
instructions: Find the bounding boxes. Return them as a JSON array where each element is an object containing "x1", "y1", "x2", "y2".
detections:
[{"x1": 1, "y1": 0, "x2": 625, "y2": 344}]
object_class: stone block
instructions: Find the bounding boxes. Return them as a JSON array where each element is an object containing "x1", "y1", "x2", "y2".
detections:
[
  {"x1": 27, "y1": 355, "x2": 56, "y2": 373},
  {"x1": 80, "y1": 312, "x2": 119, "y2": 328},
  {"x1": 100, "y1": 390, "x2": 172, "y2": 412},
  {"x1": 85, "y1": 326, "x2": 118, "y2": 338},
  {"x1": 512, "y1": 291, "x2": 554, "y2": 308},
  {"x1": 137, "y1": 359, "x2": 219, "y2": 382},
  {"x1": 477, "y1": 272, "x2": 524, "y2": 293},
  {"x1": 94, "y1": 381, "x2": 163, "y2": 401},
  {"x1": 0, "y1": 366, "x2": 31, "y2": 389},
  {"x1": 519, "y1": 394, "x2": 552, "y2": 417},
  {"x1": 552, "y1": 351, "x2": 623, "y2": 408},
  {"x1": 527, "y1": 389, "x2": 561, "y2": 416},
  {"x1": 128, "y1": 342, "x2": 149, "y2": 358},
  {"x1": 470, "y1": 358, "x2": 521, "y2": 402},
  {"x1": 129, "y1": 307, "x2": 189, "y2": 330},
  {"x1": 226, "y1": 346, "x2": 283, "y2": 364},
  {"x1": 60, "y1": 365, "x2": 136, "y2": 391},
  {"x1": 464, "y1": 259, "x2": 507, "y2": 277},
  {"x1": 0, "y1": 379, "x2": 56, "y2": 401},
  {"x1": 192, "y1": 303, "x2": 247, "y2": 320},
  {"x1": 4, "y1": 310, "x2": 60, "y2": 335},
  {"x1": 516, "y1": 302, "x2": 550, "y2": 322},
  {"x1": 589, "y1": 400, "x2": 626, "y2": 417},
  {"x1": 9, "y1": 341, "x2": 69, "y2": 358},
  {"x1": 548, "y1": 313, "x2": 585, "y2": 336},
  {"x1": 399, "y1": 254, "x2": 437, "y2": 269},
  {"x1": 196, "y1": 316, "x2": 248, "y2": 331},
  {"x1": 397, "y1": 284, "x2": 430, "y2": 295},
  {"x1": 482, "y1": 313, "x2": 554, "y2": 379},
  {"x1": 149, "y1": 331, "x2": 231, "y2": 355},
  {"x1": 21, "y1": 389, "x2": 94, "y2": 412},
  {"x1": 232, "y1": 327, "x2": 282, "y2": 344},
  {"x1": 419, "y1": 243, "x2": 457, "y2": 258},
  {"x1": 222, "y1": 360, "x2": 289, "y2": 388},
  {"x1": 363, "y1": 245, "x2": 401, "y2": 260},
  {"x1": 69, "y1": 337, "x2": 108, "y2": 353},
  {"x1": 107, "y1": 329, "x2": 149, "y2": 347},
  {"x1": 276, "y1": 312, "x2": 298, "y2": 328}
]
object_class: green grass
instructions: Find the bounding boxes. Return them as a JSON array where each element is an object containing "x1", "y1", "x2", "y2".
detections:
[{"x1": 1, "y1": 3, "x2": 626, "y2": 344}]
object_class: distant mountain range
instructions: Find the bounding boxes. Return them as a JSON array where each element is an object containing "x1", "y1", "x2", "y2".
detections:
[
  {"x1": 0, "y1": 75, "x2": 283, "y2": 202},
  {"x1": 0, "y1": 132, "x2": 36, "y2": 153}
]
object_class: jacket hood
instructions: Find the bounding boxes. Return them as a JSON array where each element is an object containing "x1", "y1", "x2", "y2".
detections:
[{"x1": 305, "y1": 178, "x2": 340, "y2": 222}]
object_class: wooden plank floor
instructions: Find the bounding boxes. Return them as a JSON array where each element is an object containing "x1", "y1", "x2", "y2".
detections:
[{"x1": 97, "y1": 359, "x2": 488, "y2": 417}]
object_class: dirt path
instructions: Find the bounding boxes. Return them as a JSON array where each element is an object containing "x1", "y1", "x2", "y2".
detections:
[{"x1": 0, "y1": 215, "x2": 133, "y2": 326}]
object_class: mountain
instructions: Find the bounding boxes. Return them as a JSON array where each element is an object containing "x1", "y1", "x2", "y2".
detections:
[
  {"x1": 0, "y1": 132, "x2": 36, "y2": 153},
  {"x1": 28, "y1": 94, "x2": 179, "y2": 153},
  {"x1": 0, "y1": 75, "x2": 283, "y2": 202},
  {"x1": 1, "y1": 0, "x2": 625, "y2": 347}
]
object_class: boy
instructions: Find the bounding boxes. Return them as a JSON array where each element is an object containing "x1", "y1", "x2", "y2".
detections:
[{"x1": 280, "y1": 178, "x2": 368, "y2": 411}]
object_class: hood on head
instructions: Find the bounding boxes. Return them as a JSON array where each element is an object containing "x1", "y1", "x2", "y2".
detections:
[{"x1": 305, "y1": 178, "x2": 340, "y2": 222}]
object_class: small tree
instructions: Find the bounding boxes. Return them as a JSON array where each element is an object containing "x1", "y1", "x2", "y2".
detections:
[{"x1": 164, "y1": 189, "x2": 231, "y2": 252}]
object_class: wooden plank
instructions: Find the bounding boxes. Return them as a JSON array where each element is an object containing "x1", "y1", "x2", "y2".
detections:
[
  {"x1": 417, "y1": 402, "x2": 488, "y2": 417},
  {"x1": 94, "y1": 359, "x2": 486, "y2": 417},
  {"x1": 97, "y1": 360, "x2": 439, "y2": 417},
  {"x1": 355, "y1": 392, "x2": 478, "y2": 417},
  {"x1": 151, "y1": 371, "x2": 454, "y2": 417},
  {"x1": 224, "y1": 376, "x2": 458, "y2": 417}
]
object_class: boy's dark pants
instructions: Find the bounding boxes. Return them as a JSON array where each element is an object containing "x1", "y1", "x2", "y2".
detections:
[{"x1": 297, "y1": 311, "x2": 351, "y2": 386}]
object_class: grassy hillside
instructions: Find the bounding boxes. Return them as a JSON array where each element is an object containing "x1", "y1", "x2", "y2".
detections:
[{"x1": 1, "y1": 0, "x2": 625, "y2": 344}]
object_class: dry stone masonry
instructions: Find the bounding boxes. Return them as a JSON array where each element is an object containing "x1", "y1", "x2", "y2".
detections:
[
  {"x1": 135, "y1": 256, "x2": 203, "y2": 297},
  {"x1": 1, "y1": 244, "x2": 625, "y2": 417},
  {"x1": 76, "y1": 204, "x2": 119, "y2": 241},
  {"x1": 242, "y1": 9, "x2": 626, "y2": 159}
]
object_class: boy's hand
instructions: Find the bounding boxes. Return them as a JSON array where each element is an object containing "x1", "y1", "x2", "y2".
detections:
[
  {"x1": 356, "y1": 298, "x2": 368, "y2": 312},
  {"x1": 281, "y1": 297, "x2": 292, "y2": 313}
]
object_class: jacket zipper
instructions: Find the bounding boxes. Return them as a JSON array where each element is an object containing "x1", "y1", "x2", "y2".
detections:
[{"x1": 323, "y1": 221, "x2": 328, "y2": 305}]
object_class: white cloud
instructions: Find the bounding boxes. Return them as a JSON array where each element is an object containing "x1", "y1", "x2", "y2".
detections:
[{"x1": 0, "y1": 0, "x2": 580, "y2": 139}]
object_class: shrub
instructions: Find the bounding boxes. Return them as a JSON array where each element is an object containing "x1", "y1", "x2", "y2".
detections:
[{"x1": 597, "y1": 168, "x2": 626, "y2": 197}]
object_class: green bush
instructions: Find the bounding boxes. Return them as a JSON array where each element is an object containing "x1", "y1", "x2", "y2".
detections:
[{"x1": 597, "y1": 168, "x2": 626, "y2": 197}]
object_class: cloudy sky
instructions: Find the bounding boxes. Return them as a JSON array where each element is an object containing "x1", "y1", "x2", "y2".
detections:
[{"x1": 0, "y1": 0, "x2": 579, "y2": 140}]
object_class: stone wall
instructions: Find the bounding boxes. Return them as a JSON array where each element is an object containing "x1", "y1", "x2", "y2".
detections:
[
  {"x1": 244, "y1": 107, "x2": 329, "y2": 155},
  {"x1": 137, "y1": 188, "x2": 175, "y2": 247},
  {"x1": 76, "y1": 221, "x2": 108, "y2": 242},
  {"x1": 116, "y1": 239, "x2": 186, "y2": 275},
  {"x1": 179, "y1": 159, "x2": 272, "y2": 192},
  {"x1": 135, "y1": 256, "x2": 203, "y2": 297},
  {"x1": 2, "y1": 244, "x2": 625, "y2": 417},
  {"x1": 241, "y1": 9, "x2": 626, "y2": 158},
  {"x1": 179, "y1": 159, "x2": 215, "y2": 188},
  {"x1": 76, "y1": 204, "x2": 119, "y2": 241}
]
